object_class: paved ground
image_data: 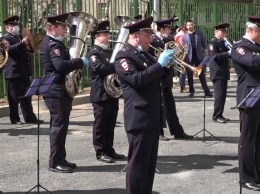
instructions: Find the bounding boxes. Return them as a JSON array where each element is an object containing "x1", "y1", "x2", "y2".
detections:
[{"x1": 0, "y1": 79, "x2": 256, "y2": 194}]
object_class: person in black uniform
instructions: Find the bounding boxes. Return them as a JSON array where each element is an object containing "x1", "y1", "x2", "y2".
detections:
[
  {"x1": 150, "y1": 18, "x2": 193, "y2": 141},
  {"x1": 2, "y1": 15, "x2": 42, "y2": 125},
  {"x1": 87, "y1": 20, "x2": 125, "y2": 163},
  {"x1": 231, "y1": 16, "x2": 260, "y2": 191},
  {"x1": 40, "y1": 13, "x2": 89, "y2": 173},
  {"x1": 115, "y1": 16, "x2": 174, "y2": 194},
  {"x1": 208, "y1": 23, "x2": 231, "y2": 124}
]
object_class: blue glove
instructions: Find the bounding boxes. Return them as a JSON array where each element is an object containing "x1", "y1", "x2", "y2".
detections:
[
  {"x1": 81, "y1": 57, "x2": 89, "y2": 68},
  {"x1": 158, "y1": 49, "x2": 174, "y2": 67},
  {"x1": 228, "y1": 50, "x2": 231, "y2": 55}
]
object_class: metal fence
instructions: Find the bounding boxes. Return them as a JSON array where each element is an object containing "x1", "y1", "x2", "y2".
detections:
[{"x1": 0, "y1": 0, "x2": 259, "y2": 98}]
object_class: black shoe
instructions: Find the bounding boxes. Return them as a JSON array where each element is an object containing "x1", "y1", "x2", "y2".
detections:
[
  {"x1": 11, "y1": 121, "x2": 23, "y2": 125},
  {"x1": 110, "y1": 152, "x2": 125, "y2": 160},
  {"x1": 174, "y1": 132, "x2": 194, "y2": 140},
  {"x1": 26, "y1": 119, "x2": 44, "y2": 124},
  {"x1": 242, "y1": 182, "x2": 260, "y2": 191},
  {"x1": 213, "y1": 117, "x2": 226, "y2": 123},
  {"x1": 65, "y1": 160, "x2": 77, "y2": 169},
  {"x1": 221, "y1": 116, "x2": 230, "y2": 121},
  {"x1": 189, "y1": 92, "x2": 194, "y2": 97},
  {"x1": 97, "y1": 154, "x2": 114, "y2": 163},
  {"x1": 48, "y1": 165, "x2": 73, "y2": 173},
  {"x1": 205, "y1": 92, "x2": 213, "y2": 97},
  {"x1": 159, "y1": 135, "x2": 170, "y2": 141}
]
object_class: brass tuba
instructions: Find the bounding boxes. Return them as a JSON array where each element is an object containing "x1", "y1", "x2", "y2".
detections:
[
  {"x1": 104, "y1": 16, "x2": 137, "y2": 98},
  {"x1": 65, "y1": 11, "x2": 98, "y2": 97}
]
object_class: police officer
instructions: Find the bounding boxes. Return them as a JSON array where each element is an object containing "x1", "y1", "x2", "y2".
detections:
[
  {"x1": 114, "y1": 16, "x2": 174, "y2": 194},
  {"x1": 87, "y1": 21, "x2": 125, "y2": 163},
  {"x1": 208, "y1": 23, "x2": 231, "y2": 123},
  {"x1": 231, "y1": 16, "x2": 260, "y2": 191},
  {"x1": 40, "y1": 13, "x2": 89, "y2": 173},
  {"x1": 2, "y1": 15, "x2": 42, "y2": 124},
  {"x1": 150, "y1": 18, "x2": 193, "y2": 141}
]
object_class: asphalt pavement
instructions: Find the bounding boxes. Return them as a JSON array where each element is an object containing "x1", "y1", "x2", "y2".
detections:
[{"x1": 0, "y1": 78, "x2": 257, "y2": 194}]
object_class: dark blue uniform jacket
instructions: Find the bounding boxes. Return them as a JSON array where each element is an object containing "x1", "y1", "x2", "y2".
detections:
[
  {"x1": 40, "y1": 35, "x2": 84, "y2": 97},
  {"x1": 208, "y1": 37, "x2": 230, "y2": 81},
  {"x1": 115, "y1": 43, "x2": 165, "y2": 133},
  {"x1": 3, "y1": 33, "x2": 32, "y2": 78},
  {"x1": 231, "y1": 37, "x2": 260, "y2": 106},
  {"x1": 87, "y1": 44, "x2": 115, "y2": 103}
]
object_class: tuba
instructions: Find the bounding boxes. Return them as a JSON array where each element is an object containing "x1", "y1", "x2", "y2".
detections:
[
  {"x1": 104, "y1": 16, "x2": 137, "y2": 98},
  {"x1": 65, "y1": 11, "x2": 98, "y2": 98},
  {"x1": 0, "y1": 39, "x2": 9, "y2": 70}
]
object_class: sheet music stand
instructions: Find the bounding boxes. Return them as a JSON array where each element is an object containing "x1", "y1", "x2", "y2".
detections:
[
  {"x1": 193, "y1": 55, "x2": 220, "y2": 142},
  {"x1": 24, "y1": 75, "x2": 54, "y2": 194}
]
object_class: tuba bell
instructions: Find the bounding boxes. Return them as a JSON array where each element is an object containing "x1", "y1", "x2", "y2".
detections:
[
  {"x1": 104, "y1": 16, "x2": 137, "y2": 98},
  {"x1": 65, "y1": 11, "x2": 98, "y2": 98}
]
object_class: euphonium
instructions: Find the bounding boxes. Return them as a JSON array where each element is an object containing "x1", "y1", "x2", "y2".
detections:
[
  {"x1": 149, "y1": 41, "x2": 202, "y2": 77},
  {"x1": 65, "y1": 11, "x2": 98, "y2": 98},
  {"x1": 104, "y1": 16, "x2": 137, "y2": 98}
]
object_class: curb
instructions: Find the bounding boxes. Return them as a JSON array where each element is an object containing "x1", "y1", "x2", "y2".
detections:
[
  {"x1": 0, "y1": 73, "x2": 237, "y2": 118},
  {"x1": 0, "y1": 94, "x2": 90, "y2": 118}
]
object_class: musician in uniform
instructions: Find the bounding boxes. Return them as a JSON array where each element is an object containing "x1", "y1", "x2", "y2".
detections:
[
  {"x1": 150, "y1": 18, "x2": 193, "y2": 141},
  {"x1": 231, "y1": 16, "x2": 260, "y2": 191},
  {"x1": 40, "y1": 13, "x2": 89, "y2": 173},
  {"x1": 87, "y1": 20, "x2": 125, "y2": 163},
  {"x1": 208, "y1": 23, "x2": 231, "y2": 123},
  {"x1": 2, "y1": 15, "x2": 42, "y2": 124},
  {"x1": 114, "y1": 16, "x2": 174, "y2": 194}
]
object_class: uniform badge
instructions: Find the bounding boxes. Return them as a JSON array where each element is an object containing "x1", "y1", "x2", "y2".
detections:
[
  {"x1": 236, "y1": 47, "x2": 245, "y2": 55},
  {"x1": 120, "y1": 59, "x2": 129, "y2": 71},
  {"x1": 54, "y1": 49, "x2": 60, "y2": 56},
  {"x1": 209, "y1": 44, "x2": 213, "y2": 51},
  {"x1": 90, "y1": 55, "x2": 96, "y2": 62}
]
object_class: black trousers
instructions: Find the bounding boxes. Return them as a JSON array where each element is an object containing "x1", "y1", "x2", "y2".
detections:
[
  {"x1": 126, "y1": 129, "x2": 159, "y2": 194},
  {"x1": 44, "y1": 95, "x2": 72, "y2": 167},
  {"x1": 92, "y1": 98, "x2": 119, "y2": 157},
  {"x1": 212, "y1": 80, "x2": 228, "y2": 119},
  {"x1": 239, "y1": 109, "x2": 260, "y2": 184},
  {"x1": 186, "y1": 65, "x2": 210, "y2": 94},
  {"x1": 6, "y1": 78, "x2": 37, "y2": 123},
  {"x1": 160, "y1": 87, "x2": 184, "y2": 136}
]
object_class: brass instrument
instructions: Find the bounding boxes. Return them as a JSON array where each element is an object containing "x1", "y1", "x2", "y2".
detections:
[
  {"x1": 0, "y1": 40, "x2": 9, "y2": 70},
  {"x1": 103, "y1": 16, "x2": 137, "y2": 98},
  {"x1": 223, "y1": 37, "x2": 232, "y2": 50},
  {"x1": 65, "y1": 11, "x2": 98, "y2": 97},
  {"x1": 21, "y1": 27, "x2": 35, "y2": 52},
  {"x1": 149, "y1": 41, "x2": 202, "y2": 77}
]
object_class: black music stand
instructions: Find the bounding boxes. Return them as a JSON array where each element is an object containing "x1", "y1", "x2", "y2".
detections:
[
  {"x1": 232, "y1": 87, "x2": 260, "y2": 194},
  {"x1": 193, "y1": 55, "x2": 220, "y2": 142},
  {"x1": 24, "y1": 75, "x2": 55, "y2": 194}
]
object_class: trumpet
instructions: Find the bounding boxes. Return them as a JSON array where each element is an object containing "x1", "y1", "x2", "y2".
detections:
[
  {"x1": 149, "y1": 41, "x2": 202, "y2": 77},
  {"x1": 223, "y1": 37, "x2": 232, "y2": 50}
]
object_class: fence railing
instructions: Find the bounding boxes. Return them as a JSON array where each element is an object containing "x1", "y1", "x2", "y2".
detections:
[{"x1": 0, "y1": 0, "x2": 259, "y2": 99}]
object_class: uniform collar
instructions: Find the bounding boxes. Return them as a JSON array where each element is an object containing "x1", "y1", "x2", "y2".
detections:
[{"x1": 243, "y1": 35, "x2": 255, "y2": 44}]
